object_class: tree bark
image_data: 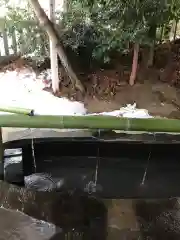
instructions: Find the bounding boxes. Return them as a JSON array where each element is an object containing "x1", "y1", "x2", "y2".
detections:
[
  {"x1": 173, "y1": 18, "x2": 178, "y2": 42},
  {"x1": 2, "y1": 30, "x2": 9, "y2": 56},
  {"x1": 129, "y1": 43, "x2": 139, "y2": 86},
  {"x1": 147, "y1": 42, "x2": 155, "y2": 68},
  {"x1": 48, "y1": 0, "x2": 59, "y2": 93},
  {"x1": 28, "y1": 0, "x2": 84, "y2": 93},
  {"x1": 147, "y1": 25, "x2": 156, "y2": 67},
  {"x1": 159, "y1": 25, "x2": 164, "y2": 43},
  {"x1": 11, "y1": 27, "x2": 17, "y2": 55},
  {"x1": 60, "y1": 0, "x2": 68, "y2": 29},
  {"x1": 19, "y1": 29, "x2": 26, "y2": 55}
]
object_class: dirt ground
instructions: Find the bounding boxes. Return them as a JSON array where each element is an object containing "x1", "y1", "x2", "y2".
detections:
[
  {"x1": 85, "y1": 81, "x2": 180, "y2": 118},
  {"x1": 2, "y1": 41, "x2": 180, "y2": 119},
  {"x1": 22, "y1": 41, "x2": 180, "y2": 118},
  {"x1": 58, "y1": 40, "x2": 180, "y2": 118}
]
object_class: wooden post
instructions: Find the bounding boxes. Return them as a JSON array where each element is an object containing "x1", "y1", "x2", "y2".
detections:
[{"x1": 48, "y1": 0, "x2": 59, "y2": 93}]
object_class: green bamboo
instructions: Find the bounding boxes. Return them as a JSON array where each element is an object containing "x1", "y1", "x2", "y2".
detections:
[
  {"x1": 0, "y1": 106, "x2": 34, "y2": 115},
  {"x1": 0, "y1": 114, "x2": 180, "y2": 133}
]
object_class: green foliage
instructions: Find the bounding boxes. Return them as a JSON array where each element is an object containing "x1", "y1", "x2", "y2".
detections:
[
  {"x1": 0, "y1": 0, "x2": 48, "y2": 56},
  {"x1": 1, "y1": 0, "x2": 180, "y2": 64},
  {"x1": 60, "y1": 0, "x2": 174, "y2": 63},
  {"x1": 170, "y1": 0, "x2": 180, "y2": 19}
]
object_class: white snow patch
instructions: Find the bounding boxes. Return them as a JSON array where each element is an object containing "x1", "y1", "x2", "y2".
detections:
[
  {"x1": 0, "y1": 69, "x2": 86, "y2": 116},
  {"x1": 0, "y1": 68, "x2": 152, "y2": 119},
  {"x1": 89, "y1": 103, "x2": 153, "y2": 118}
]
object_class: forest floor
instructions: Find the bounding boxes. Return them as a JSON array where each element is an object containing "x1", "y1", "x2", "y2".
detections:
[
  {"x1": 73, "y1": 39, "x2": 180, "y2": 118},
  {"x1": 85, "y1": 81, "x2": 180, "y2": 118},
  {"x1": 2, "y1": 40, "x2": 180, "y2": 118}
]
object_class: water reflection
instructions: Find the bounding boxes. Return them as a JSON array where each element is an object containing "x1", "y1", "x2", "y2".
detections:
[{"x1": 1, "y1": 181, "x2": 180, "y2": 239}]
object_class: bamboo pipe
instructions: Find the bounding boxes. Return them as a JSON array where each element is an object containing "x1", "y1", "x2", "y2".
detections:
[{"x1": 0, "y1": 114, "x2": 179, "y2": 133}]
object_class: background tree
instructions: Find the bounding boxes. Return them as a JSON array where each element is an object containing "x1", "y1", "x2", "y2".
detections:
[
  {"x1": 1, "y1": 0, "x2": 180, "y2": 88},
  {"x1": 29, "y1": 0, "x2": 84, "y2": 92},
  {"x1": 73, "y1": 0, "x2": 172, "y2": 85},
  {"x1": 48, "y1": 0, "x2": 59, "y2": 93}
]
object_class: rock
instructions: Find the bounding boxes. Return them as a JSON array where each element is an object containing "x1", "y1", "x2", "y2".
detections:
[
  {"x1": 24, "y1": 173, "x2": 59, "y2": 192},
  {"x1": 24, "y1": 172, "x2": 103, "y2": 195}
]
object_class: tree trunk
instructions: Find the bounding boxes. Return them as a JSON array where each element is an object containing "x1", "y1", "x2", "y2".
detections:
[
  {"x1": 60, "y1": 0, "x2": 68, "y2": 28},
  {"x1": 147, "y1": 42, "x2": 155, "y2": 68},
  {"x1": 48, "y1": 0, "x2": 59, "y2": 93},
  {"x1": 160, "y1": 25, "x2": 164, "y2": 43},
  {"x1": 129, "y1": 43, "x2": 139, "y2": 86},
  {"x1": 147, "y1": 25, "x2": 156, "y2": 67},
  {"x1": 29, "y1": 0, "x2": 84, "y2": 93},
  {"x1": 19, "y1": 29, "x2": 26, "y2": 55},
  {"x1": 11, "y1": 28, "x2": 17, "y2": 55},
  {"x1": 40, "y1": 34, "x2": 46, "y2": 56},
  {"x1": 164, "y1": 24, "x2": 171, "y2": 41},
  {"x1": 173, "y1": 18, "x2": 178, "y2": 42},
  {"x1": 2, "y1": 30, "x2": 9, "y2": 56}
]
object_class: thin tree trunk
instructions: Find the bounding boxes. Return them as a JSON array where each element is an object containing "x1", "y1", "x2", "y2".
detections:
[
  {"x1": 40, "y1": 34, "x2": 46, "y2": 56},
  {"x1": 147, "y1": 25, "x2": 156, "y2": 67},
  {"x1": 48, "y1": 0, "x2": 59, "y2": 93},
  {"x1": 129, "y1": 43, "x2": 139, "y2": 86},
  {"x1": 127, "y1": 41, "x2": 130, "y2": 50},
  {"x1": 60, "y1": 0, "x2": 68, "y2": 28},
  {"x1": 174, "y1": 18, "x2": 178, "y2": 41},
  {"x1": 19, "y1": 29, "x2": 26, "y2": 55},
  {"x1": 147, "y1": 42, "x2": 155, "y2": 68},
  {"x1": 29, "y1": 0, "x2": 84, "y2": 93},
  {"x1": 164, "y1": 24, "x2": 171, "y2": 41},
  {"x1": 11, "y1": 28, "x2": 17, "y2": 55},
  {"x1": 160, "y1": 25, "x2": 164, "y2": 43},
  {"x1": 2, "y1": 30, "x2": 9, "y2": 56}
]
